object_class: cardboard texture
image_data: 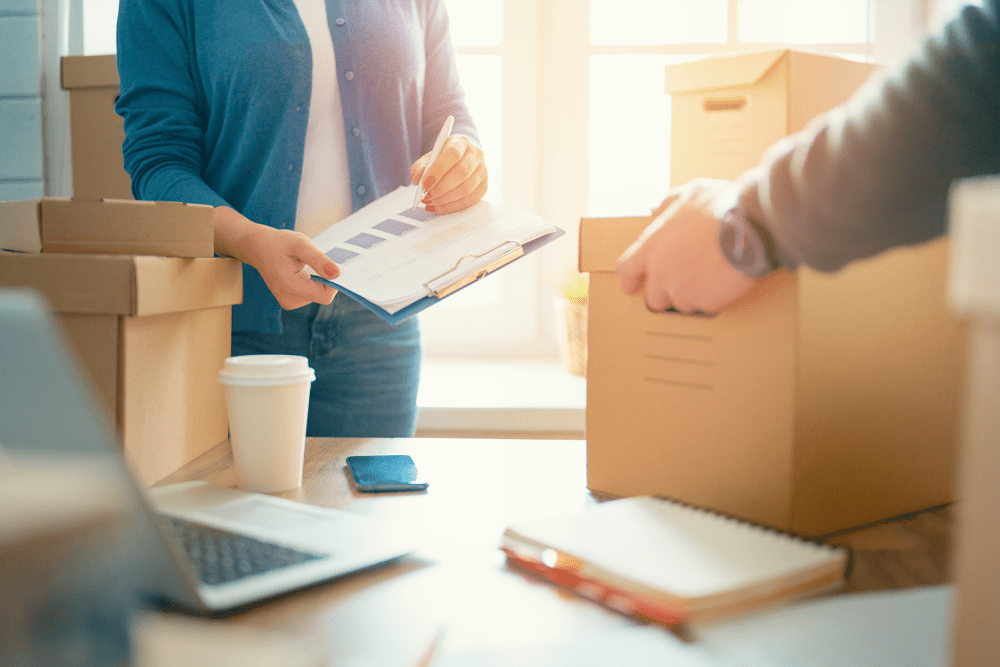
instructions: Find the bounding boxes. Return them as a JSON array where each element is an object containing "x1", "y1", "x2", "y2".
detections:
[
  {"x1": 945, "y1": 177, "x2": 1000, "y2": 667},
  {"x1": 581, "y1": 50, "x2": 966, "y2": 536},
  {"x1": 61, "y1": 54, "x2": 132, "y2": 200},
  {"x1": 0, "y1": 252, "x2": 243, "y2": 486},
  {"x1": 664, "y1": 49, "x2": 877, "y2": 184},
  {"x1": 949, "y1": 324, "x2": 1000, "y2": 667},
  {"x1": 0, "y1": 198, "x2": 214, "y2": 257}
]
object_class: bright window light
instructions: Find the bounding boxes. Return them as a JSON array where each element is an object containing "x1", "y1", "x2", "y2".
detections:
[
  {"x1": 444, "y1": 0, "x2": 503, "y2": 47},
  {"x1": 738, "y1": 0, "x2": 870, "y2": 44},
  {"x1": 591, "y1": 0, "x2": 728, "y2": 45},
  {"x1": 588, "y1": 55, "x2": 707, "y2": 217}
]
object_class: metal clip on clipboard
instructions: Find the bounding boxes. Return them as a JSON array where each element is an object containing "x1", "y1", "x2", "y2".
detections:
[{"x1": 423, "y1": 239, "x2": 524, "y2": 299}]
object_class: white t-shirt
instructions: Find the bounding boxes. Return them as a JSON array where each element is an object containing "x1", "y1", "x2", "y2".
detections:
[{"x1": 291, "y1": 0, "x2": 353, "y2": 239}]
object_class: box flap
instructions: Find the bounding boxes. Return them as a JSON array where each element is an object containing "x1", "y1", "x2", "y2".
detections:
[
  {"x1": 132, "y1": 256, "x2": 243, "y2": 316},
  {"x1": 0, "y1": 253, "x2": 242, "y2": 315},
  {"x1": 0, "y1": 252, "x2": 138, "y2": 314},
  {"x1": 664, "y1": 49, "x2": 789, "y2": 94},
  {"x1": 0, "y1": 199, "x2": 43, "y2": 253},
  {"x1": 39, "y1": 198, "x2": 215, "y2": 258},
  {"x1": 61, "y1": 54, "x2": 119, "y2": 90},
  {"x1": 579, "y1": 217, "x2": 652, "y2": 273}
]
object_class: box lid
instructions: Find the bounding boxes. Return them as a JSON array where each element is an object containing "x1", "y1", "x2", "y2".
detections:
[
  {"x1": 61, "y1": 54, "x2": 119, "y2": 90},
  {"x1": 0, "y1": 199, "x2": 42, "y2": 253},
  {"x1": 579, "y1": 216, "x2": 652, "y2": 273},
  {"x1": 1, "y1": 198, "x2": 215, "y2": 257},
  {"x1": 42, "y1": 198, "x2": 214, "y2": 257},
  {"x1": 0, "y1": 252, "x2": 243, "y2": 316},
  {"x1": 664, "y1": 49, "x2": 790, "y2": 94}
]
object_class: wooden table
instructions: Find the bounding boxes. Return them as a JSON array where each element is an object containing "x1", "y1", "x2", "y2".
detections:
[{"x1": 157, "y1": 437, "x2": 952, "y2": 664}]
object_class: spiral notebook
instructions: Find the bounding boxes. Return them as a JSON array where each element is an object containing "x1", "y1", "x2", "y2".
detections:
[{"x1": 500, "y1": 496, "x2": 847, "y2": 626}]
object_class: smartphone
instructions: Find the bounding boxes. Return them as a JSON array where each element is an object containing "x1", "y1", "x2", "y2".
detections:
[{"x1": 345, "y1": 454, "x2": 428, "y2": 492}]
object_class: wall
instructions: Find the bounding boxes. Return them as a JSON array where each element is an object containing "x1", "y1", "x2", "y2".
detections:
[{"x1": 0, "y1": 0, "x2": 44, "y2": 201}]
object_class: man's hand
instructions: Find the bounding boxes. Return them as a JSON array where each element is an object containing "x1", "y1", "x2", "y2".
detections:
[
  {"x1": 410, "y1": 135, "x2": 488, "y2": 214},
  {"x1": 617, "y1": 179, "x2": 757, "y2": 314},
  {"x1": 214, "y1": 207, "x2": 339, "y2": 310}
]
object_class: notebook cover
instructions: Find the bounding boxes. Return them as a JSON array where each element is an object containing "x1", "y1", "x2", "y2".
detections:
[{"x1": 501, "y1": 496, "x2": 847, "y2": 624}]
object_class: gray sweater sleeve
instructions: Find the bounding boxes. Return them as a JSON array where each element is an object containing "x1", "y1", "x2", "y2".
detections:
[{"x1": 738, "y1": 0, "x2": 1000, "y2": 272}]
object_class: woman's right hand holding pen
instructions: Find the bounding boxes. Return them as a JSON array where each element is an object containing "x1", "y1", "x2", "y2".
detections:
[
  {"x1": 213, "y1": 206, "x2": 340, "y2": 310},
  {"x1": 410, "y1": 136, "x2": 488, "y2": 215}
]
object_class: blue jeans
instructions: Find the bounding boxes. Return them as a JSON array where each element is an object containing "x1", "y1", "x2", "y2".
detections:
[{"x1": 231, "y1": 296, "x2": 422, "y2": 437}]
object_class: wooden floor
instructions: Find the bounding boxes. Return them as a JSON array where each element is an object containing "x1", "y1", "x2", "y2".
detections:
[{"x1": 823, "y1": 505, "x2": 953, "y2": 593}]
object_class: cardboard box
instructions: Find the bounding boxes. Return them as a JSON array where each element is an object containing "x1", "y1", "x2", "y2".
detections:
[
  {"x1": 0, "y1": 252, "x2": 242, "y2": 486},
  {"x1": 61, "y1": 54, "x2": 132, "y2": 200},
  {"x1": 580, "y1": 50, "x2": 967, "y2": 536},
  {"x1": 0, "y1": 197, "x2": 214, "y2": 257},
  {"x1": 945, "y1": 177, "x2": 1000, "y2": 667},
  {"x1": 664, "y1": 49, "x2": 876, "y2": 184}
]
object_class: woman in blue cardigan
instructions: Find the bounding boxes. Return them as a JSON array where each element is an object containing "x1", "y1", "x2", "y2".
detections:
[{"x1": 116, "y1": 0, "x2": 486, "y2": 436}]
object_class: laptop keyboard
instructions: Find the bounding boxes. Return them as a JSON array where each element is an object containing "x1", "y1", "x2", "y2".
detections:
[{"x1": 158, "y1": 515, "x2": 326, "y2": 586}]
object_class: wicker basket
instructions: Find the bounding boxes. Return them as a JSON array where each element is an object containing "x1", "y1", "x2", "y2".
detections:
[{"x1": 556, "y1": 298, "x2": 588, "y2": 377}]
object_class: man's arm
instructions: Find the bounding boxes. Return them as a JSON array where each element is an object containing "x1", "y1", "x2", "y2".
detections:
[
  {"x1": 740, "y1": 0, "x2": 1000, "y2": 272},
  {"x1": 619, "y1": 0, "x2": 1000, "y2": 312}
]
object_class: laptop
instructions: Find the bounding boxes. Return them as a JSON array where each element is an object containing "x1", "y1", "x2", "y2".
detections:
[{"x1": 0, "y1": 288, "x2": 422, "y2": 613}]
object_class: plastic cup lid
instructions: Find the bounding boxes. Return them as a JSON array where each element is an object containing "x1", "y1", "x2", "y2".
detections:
[{"x1": 218, "y1": 355, "x2": 315, "y2": 386}]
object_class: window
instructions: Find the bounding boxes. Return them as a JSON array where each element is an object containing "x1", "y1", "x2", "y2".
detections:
[
  {"x1": 420, "y1": 1, "x2": 551, "y2": 360},
  {"x1": 429, "y1": 0, "x2": 941, "y2": 364},
  {"x1": 586, "y1": 0, "x2": 872, "y2": 217},
  {"x1": 81, "y1": 0, "x2": 118, "y2": 55},
  {"x1": 64, "y1": 0, "x2": 936, "y2": 364}
]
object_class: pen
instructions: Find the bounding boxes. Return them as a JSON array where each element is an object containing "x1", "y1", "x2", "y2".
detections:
[{"x1": 413, "y1": 115, "x2": 455, "y2": 209}]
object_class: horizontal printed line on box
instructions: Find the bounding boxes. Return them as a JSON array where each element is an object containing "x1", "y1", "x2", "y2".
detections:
[
  {"x1": 645, "y1": 354, "x2": 713, "y2": 367},
  {"x1": 645, "y1": 330, "x2": 715, "y2": 342},
  {"x1": 644, "y1": 377, "x2": 714, "y2": 391}
]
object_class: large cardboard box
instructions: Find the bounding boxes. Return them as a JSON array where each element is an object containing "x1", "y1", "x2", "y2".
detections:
[
  {"x1": 580, "y1": 50, "x2": 967, "y2": 536},
  {"x1": 61, "y1": 54, "x2": 132, "y2": 201},
  {"x1": 0, "y1": 252, "x2": 242, "y2": 486},
  {"x1": 0, "y1": 198, "x2": 214, "y2": 257}
]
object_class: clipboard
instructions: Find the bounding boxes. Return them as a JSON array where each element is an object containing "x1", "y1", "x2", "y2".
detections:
[{"x1": 312, "y1": 226, "x2": 565, "y2": 325}]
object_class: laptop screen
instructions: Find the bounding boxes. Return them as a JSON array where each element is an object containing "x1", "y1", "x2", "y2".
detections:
[
  {"x1": 0, "y1": 288, "x2": 118, "y2": 456},
  {"x1": 0, "y1": 288, "x2": 203, "y2": 609}
]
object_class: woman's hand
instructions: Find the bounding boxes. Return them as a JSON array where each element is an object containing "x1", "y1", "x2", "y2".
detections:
[
  {"x1": 213, "y1": 207, "x2": 339, "y2": 310},
  {"x1": 410, "y1": 135, "x2": 488, "y2": 214}
]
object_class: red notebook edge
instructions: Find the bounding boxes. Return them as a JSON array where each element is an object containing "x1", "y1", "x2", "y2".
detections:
[{"x1": 500, "y1": 545, "x2": 688, "y2": 627}]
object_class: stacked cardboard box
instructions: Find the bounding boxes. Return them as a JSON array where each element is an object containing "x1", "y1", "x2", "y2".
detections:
[
  {"x1": 580, "y1": 50, "x2": 967, "y2": 536},
  {"x1": 0, "y1": 197, "x2": 214, "y2": 257},
  {"x1": 61, "y1": 54, "x2": 132, "y2": 201},
  {"x1": 0, "y1": 56, "x2": 241, "y2": 486}
]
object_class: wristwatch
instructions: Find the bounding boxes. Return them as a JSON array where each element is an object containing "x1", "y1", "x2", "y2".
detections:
[{"x1": 717, "y1": 206, "x2": 779, "y2": 279}]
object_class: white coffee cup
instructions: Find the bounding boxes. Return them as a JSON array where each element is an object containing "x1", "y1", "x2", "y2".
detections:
[{"x1": 217, "y1": 355, "x2": 315, "y2": 493}]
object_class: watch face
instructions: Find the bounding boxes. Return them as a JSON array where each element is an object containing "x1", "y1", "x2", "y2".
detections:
[{"x1": 719, "y1": 209, "x2": 772, "y2": 278}]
